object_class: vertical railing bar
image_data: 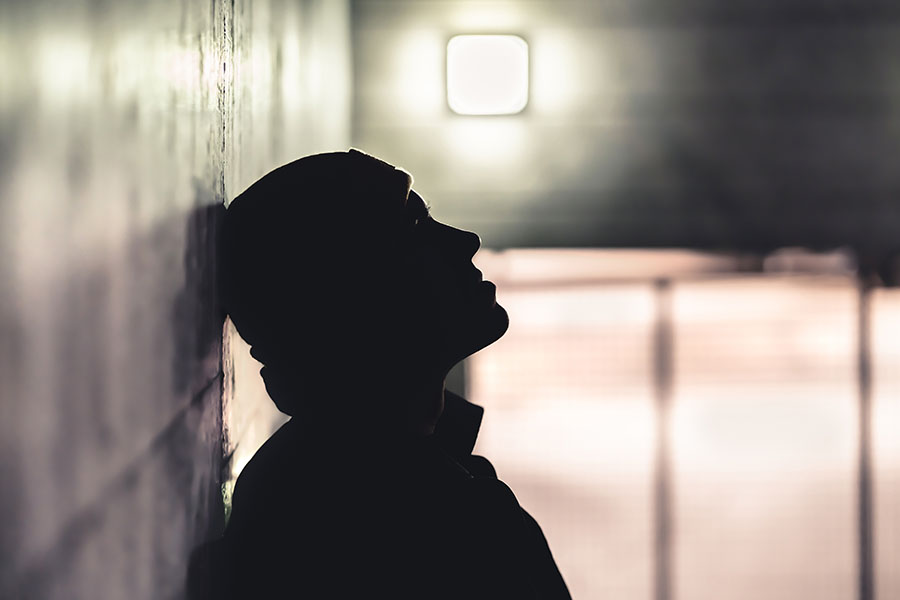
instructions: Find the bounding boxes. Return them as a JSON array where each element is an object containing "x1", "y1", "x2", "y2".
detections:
[
  {"x1": 653, "y1": 278, "x2": 674, "y2": 600},
  {"x1": 857, "y1": 276, "x2": 875, "y2": 600}
]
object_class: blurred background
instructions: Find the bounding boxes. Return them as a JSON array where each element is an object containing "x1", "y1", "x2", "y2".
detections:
[{"x1": 1, "y1": 0, "x2": 899, "y2": 598}]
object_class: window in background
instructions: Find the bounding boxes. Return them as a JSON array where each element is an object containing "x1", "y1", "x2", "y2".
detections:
[
  {"x1": 470, "y1": 281, "x2": 656, "y2": 600},
  {"x1": 468, "y1": 250, "x2": 887, "y2": 600}
]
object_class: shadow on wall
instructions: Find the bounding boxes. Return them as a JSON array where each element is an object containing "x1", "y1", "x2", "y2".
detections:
[
  {"x1": 0, "y1": 199, "x2": 227, "y2": 600},
  {"x1": 172, "y1": 190, "x2": 228, "y2": 394}
]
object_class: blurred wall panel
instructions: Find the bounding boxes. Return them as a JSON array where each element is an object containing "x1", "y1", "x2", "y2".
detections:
[
  {"x1": 671, "y1": 277, "x2": 857, "y2": 600},
  {"x1": 351, "y1": 0, "x2": 900, "y2": 251},
  {"x1": 0, "y1": 1, "x2": 350, "y2": 598},
  {"x1": 873, "y1": 289, "x2": 900, "y2": 600}
]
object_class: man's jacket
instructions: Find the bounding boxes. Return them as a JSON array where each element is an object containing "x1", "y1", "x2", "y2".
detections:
[{"x1": 188, "y1": 392, "x2": 571, "y2": 599}]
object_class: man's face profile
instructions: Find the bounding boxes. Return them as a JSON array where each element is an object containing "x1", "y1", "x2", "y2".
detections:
[
  {"x1": 398, "y1": 188, "x2": 509, "y2": 374},
  {"x1": 220, "y1": 150, "x2": 509, "y2": 427}
]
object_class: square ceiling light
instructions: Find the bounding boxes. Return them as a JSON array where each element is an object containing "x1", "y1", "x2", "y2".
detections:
[{"x1": 447, "y1": 35, "x2": 529, "y2": 115}]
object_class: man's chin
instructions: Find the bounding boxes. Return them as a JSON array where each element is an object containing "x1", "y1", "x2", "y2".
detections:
[
  {"x1": 451, "y1": 302, "x2": 509, "y2": 364},
  {"x1": 487, "y1": 302, "x2": 510, "y2": 343}
]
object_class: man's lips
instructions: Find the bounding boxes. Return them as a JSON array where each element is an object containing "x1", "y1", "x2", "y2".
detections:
[
  {"x1": 477, "y1": 280, "x2": 497, "y2": 305},
  {"x1": 457, "y1": 270, "x2": 495, "y2": 303}
]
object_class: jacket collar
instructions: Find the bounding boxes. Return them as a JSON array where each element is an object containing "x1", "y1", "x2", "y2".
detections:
[{"x1": 434, "y1": 390, "x2": 484, "y2": 459}]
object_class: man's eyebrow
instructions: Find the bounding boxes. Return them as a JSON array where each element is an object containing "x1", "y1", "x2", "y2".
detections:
[{"x1": 408, "y1": 191, "x2": 431, "y2": 218}]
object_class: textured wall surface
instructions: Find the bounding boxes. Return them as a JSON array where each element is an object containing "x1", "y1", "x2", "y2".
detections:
[
  {"x1": 352, "y1": 0, "x2": 900, "y2": 253},
  {"x1": 0, "y1": 1, "x2": 350, "y2": 598}
]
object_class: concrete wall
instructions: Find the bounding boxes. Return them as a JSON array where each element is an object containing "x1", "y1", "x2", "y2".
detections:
[
  {"x1": 0, "y1": 1, "x2": 350, "y2": 598},
  {"x1": 351, "y1": 0, "x2": 900, "y2": 252}
]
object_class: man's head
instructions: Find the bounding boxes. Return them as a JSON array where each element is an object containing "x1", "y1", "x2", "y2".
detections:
[{"x1": 219, "y1": 150, "x2": 508, "y2": 425}]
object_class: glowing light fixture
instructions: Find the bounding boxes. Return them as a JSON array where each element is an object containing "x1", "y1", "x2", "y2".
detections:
[{"x1": 447, "y1": 35, "x2": 529, "y2": 115}]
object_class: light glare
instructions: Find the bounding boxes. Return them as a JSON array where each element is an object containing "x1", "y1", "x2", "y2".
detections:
[{"x1": 447, "y1": 35, "x2": 528, "y2": 115}]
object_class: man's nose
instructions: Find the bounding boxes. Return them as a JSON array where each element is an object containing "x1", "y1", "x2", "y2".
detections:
[
  {"x1": 449, "y1": 224, "x2": 482, "y2": 259},
  {"x1": 430, "y1": 220, "x2": 482, "y2": 259}
]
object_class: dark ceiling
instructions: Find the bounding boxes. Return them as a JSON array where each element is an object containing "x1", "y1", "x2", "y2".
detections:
[{"x1": 352, "y1": 0, "x2": 900, "y2": 259}]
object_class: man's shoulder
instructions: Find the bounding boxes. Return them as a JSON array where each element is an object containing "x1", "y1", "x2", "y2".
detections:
[{"x1": 459, "y1": 453, "x2": 498, "y2": 478}]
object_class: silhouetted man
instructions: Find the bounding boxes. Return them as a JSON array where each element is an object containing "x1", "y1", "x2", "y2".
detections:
[{"x1": 189, "y1": 150, "x2": 570, "y2": 599}]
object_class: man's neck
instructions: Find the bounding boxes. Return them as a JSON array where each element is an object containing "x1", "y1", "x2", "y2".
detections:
[{"x1": 284, "y1": 374, "x2": 447, "y2": 439}]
